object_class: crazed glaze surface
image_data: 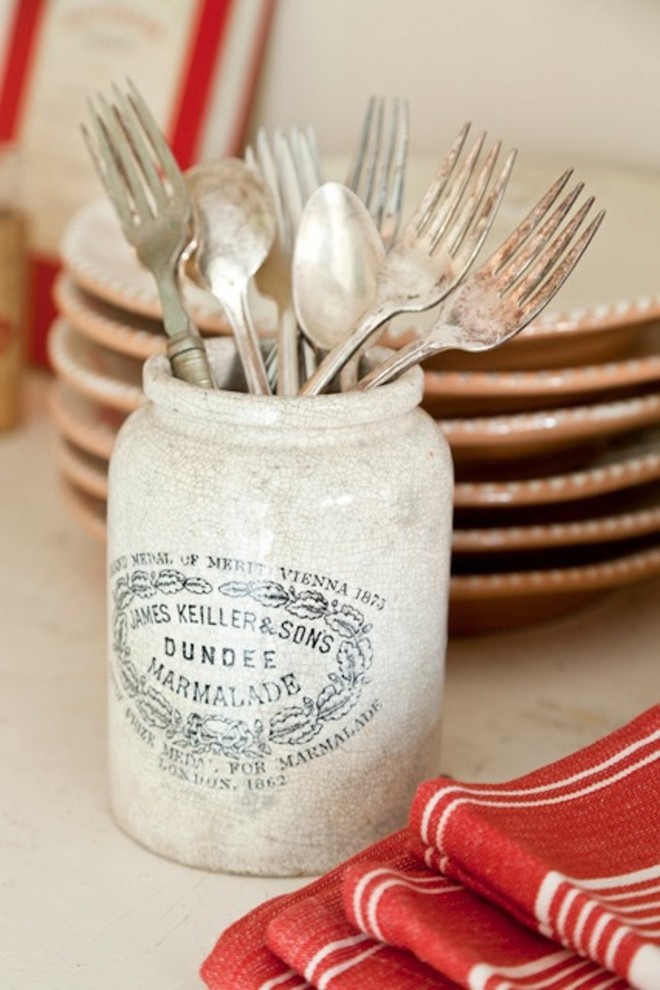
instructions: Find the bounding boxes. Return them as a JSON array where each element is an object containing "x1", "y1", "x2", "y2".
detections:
[{"x1": 106, "y1": 339, "x2": 454, "y2": 876}]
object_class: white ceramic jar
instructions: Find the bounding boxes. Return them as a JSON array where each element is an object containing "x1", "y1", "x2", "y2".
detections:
[{"x1": 106, "y1": 338, "x2": 454, "y2": 876}]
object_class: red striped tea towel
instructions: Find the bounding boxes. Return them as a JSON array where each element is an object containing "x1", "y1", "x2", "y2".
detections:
[
  {"x1": 409, "y1": 706, "x2": 660, "y2": 989},
  {"x1": 343, "y1": 861, "x2": 629, "y2": 989},
  {"x1": 200, "y1": 830, "x2": 415, "y2": 990},
  {"x1": 267, "y1": 893, "x2": 456, "y2": 989}
]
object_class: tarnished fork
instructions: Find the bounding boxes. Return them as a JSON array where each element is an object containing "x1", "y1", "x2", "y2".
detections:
[
  {"x1": 83, "y1": 79, "x2": 214, "y2": 388},
  {"x1": 357, "y1": 172, "x2": 605, "y2": 389},
  {"x1": 347, "y1": 95, "x2": 410, "y2": 250},
  {"x1": 300, "y1": 122, "x2": 517, "y2": 395}
]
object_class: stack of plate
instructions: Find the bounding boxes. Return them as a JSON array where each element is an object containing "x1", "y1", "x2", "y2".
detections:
[
  {"x1": 48, "y1": 156, "x2": 660, "y2": 634},
  {"x1": 413, "y1": 155, "x2": 660, "y2": 633}
]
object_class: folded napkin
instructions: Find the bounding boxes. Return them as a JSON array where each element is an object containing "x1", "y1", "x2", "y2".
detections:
[
  {"x1": 344, "y1": 860, "x2": 629, "y2": 989},
  {"x1": 267, "y1": 888, "x2": 456, "y2": 989},
  {"x1": 200, "y1": 830, "x2": 417, "y2": 990},
  {"x1": 201, "y1": 708, "x2": 659, "y2": 990},
  {"x1": 409, "y1": 705, "x2": 660, "y2": 990}
]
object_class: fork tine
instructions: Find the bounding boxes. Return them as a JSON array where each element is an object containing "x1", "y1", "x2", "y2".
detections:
[
  {"x1": 253, "y1": 128, "x2": 288, "y2": 246},
  {"x1": 303, "y1": 126, "x2": 323, "y2": 187},
  {"x1": 124, "y1": 78, "x2": 187, "y2": 201},
  {"x1": 449, "y1": 147, "x2": 516, "y2": 270},
  {"x1": 274, "y1": 129, "x2": 305, "y2": 241},
  {"x1": 409, "y1": 121, "x2": 471, "y2": 235},
  {"x1": 510, "y1": 196, "x2": 596, "y2": 306},
  {"x1": 442, "y1": 139, "x2": 501, "y2": 255},
  {"x1": 347, "y1": 96, "x2": 382, "y2": 204},
  {"x1": 515, "y1": 209, "x2": 605, "y2": 321},
  {"x1": 495, "y1": 181, "x2": 585, "y2": 294},
  {"x1": 289, "y1": 126, "x2": 321, "y2": 202},
  {"x1": 111, "y1": 84, "x2": 169, "y2": 213},
  {"x1": 95, "y1": 92, "x2": 156, "y2": 224},
  {"x1": 422, "y1": 130, "x2": 486, "y2": 246},
  {"x1": 376, "y1": 97, "x2": 409, "y2": 246},
  {"x1": 369, "y1": 96, "x2": 398, "y2": 222},
  {"x1": 484, "y1": 168, "x2": 574, "y2": 277},
  {"x1": 84, "y1": 98, "x2": 142, "y2": 235}
]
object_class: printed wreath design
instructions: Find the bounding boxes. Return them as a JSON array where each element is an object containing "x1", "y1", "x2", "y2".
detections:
[{"x1": 111, "y1": 568, "x2": 374, "y2": 760}]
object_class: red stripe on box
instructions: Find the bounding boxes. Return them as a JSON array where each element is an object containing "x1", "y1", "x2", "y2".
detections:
[
  {"x1": 0, "y1": 0, "x2": 47, "y2": 142},
  {"x1": 168, "y1": 0, "x2": 234, "y2": 168},
  {"x1": 225, "y1": 0, "x2": 276, "y2": 155}
]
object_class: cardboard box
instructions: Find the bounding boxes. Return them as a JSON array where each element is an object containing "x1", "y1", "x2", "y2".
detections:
[{"x1": 0, "y1": 0, "x2": 274, "y2": 364}]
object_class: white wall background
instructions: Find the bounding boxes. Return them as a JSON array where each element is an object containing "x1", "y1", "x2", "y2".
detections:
[{"x1": 247, "y1": 0, "x2": 660, "y2": 169}]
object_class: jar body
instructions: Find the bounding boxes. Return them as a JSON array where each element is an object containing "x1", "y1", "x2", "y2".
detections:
[{"x1": 107, "y1": 340, "x2": 453, "y2": 875}]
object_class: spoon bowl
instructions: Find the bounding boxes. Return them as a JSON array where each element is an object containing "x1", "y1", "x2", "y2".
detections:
[
  {"x1": 292, "y1": 182, "x2": 386, "y2": 360},
  {"x1": 187, "y1": 158, "x2": 276, "y2": 394}
]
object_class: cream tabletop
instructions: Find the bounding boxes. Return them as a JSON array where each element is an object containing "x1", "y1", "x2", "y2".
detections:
[{"x1": 1, "y1": 372, "x2": 658, "y2": 989}]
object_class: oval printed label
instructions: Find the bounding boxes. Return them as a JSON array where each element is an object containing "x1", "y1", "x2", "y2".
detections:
[{"x1": 109, "y1": 549, "x2": 385, "y2": 794}]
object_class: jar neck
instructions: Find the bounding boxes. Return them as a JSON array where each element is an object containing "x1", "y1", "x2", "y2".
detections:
[{"x1": 143, "y1": 338, "x2": 424, "y2": 432}]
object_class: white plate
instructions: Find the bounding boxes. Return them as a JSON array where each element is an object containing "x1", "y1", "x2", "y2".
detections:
[{"x1": 48, "y1": 319, "x2": 144, "y2": 413}]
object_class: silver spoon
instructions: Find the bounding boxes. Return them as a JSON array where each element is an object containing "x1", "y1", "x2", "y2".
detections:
[
  {"x1": 187, "y1": 158, "x2": 275, "y2": 395},
  {"x1": 292, "y1": 182, "x2": 385, "y2": 386}
]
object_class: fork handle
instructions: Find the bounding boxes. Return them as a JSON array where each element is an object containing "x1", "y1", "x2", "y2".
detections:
[
  {"x1": 355, "y1": 334, "x2": 443, "y2": 391},
  {"x1": 167, "y1": 333, "x2": 216, "y2": 389},
  {"x1": 154, "y1": 269, "x2": 216, "y2": 388}
]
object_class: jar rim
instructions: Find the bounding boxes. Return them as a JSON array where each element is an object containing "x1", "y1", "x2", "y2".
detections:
[{"x1": 143, "y1": 338, "x2": 424, "y2": 428}]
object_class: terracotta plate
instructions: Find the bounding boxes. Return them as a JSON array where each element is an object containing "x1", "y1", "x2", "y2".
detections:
[
  {"x1": 423, "y1": 325, "x2": 660, "y2": 417},
  {"x1": 449, "y1": 541, "x2": 660, "y2": 634},
  {"x1": 454, "y1": 426, "x2": 660, "y2": 508},
  {"x1": 49, "y1": 381, "x2": 126, "y2": 460},
  {"x1": 440, "y1": 392, "x2": 660, "y2": 467}
]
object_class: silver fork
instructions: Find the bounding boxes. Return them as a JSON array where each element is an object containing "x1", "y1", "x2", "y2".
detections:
[
  {"x1": 356, "y1": 173, "x2": 605, "y2": 389},
  {"x1": 300, "y1": 123, "x2": 516, "y2": 395},
  {"x1": 246, "y1": 126, "x2": 321, "y2": 394},
  {"x1": 82, "y1": 79, "x2": 214, "y2": 389},
  {"x1": 347, "y1": 95, "x2": 409, "y2": 251}
]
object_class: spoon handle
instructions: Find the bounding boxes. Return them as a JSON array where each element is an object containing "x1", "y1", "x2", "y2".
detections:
[
  {"x1": 222, "y1": 287, "x2": 272, "y2": 396},
  {"x1": 299, "y1": 310, "x2": 385, "y2": 396}
]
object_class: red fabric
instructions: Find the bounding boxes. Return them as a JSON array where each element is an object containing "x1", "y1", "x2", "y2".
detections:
[
  {"x1": 200, "y1": 830, "x2": 414, "y2": 990},
  {"x1": 201, "y1": 709, "x2": 660, "y2": 990},
  {"x1": 410, "y1": 705, "x2": 660, "y2": 988},
  {"x1": 344, "y1": 862, "x2": 629, "y2": 989},
  {"x1": 267, "y1": 894, "x2": 455, "y2": 989}
]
